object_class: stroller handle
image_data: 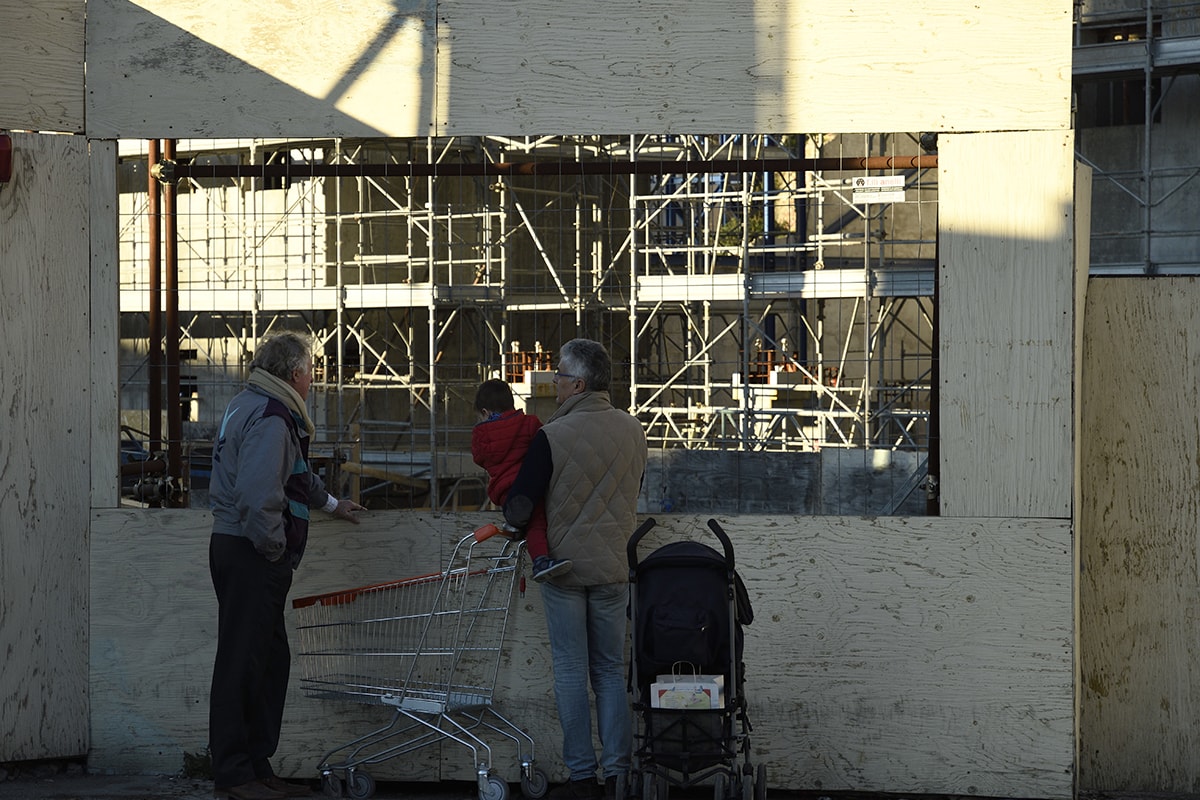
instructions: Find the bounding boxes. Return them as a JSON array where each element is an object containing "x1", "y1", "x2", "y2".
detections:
[
  {"x1": 627, "y1": 517, "x2": 658, "y2": 572},
  {"x1": 705, "y1": 518, "x2": 736, "y2": 569},
  {"x1": 626, "y1": 516, "x2": 737, "y2": 573}
]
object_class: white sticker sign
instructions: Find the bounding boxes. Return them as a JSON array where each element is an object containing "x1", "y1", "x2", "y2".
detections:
[{"x1": 852, "y1": 175, "x2": 906, "y2": 204}]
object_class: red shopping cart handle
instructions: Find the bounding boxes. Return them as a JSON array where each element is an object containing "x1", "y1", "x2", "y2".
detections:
[
  {"x1": 294, "y1": 524, "x2": 515, "y2": 610},
  {"x1": 473, "y1": 521, "x2": 519, "y2": 542},
  {"x1": 292, "y1": 571, "x2": 442, "y2": 609}
]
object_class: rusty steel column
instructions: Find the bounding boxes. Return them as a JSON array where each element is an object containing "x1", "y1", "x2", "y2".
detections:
[
  {"x1": 147, "y1": 140, "x2": 163, "y2": 459},
  {"x1": 162, "y1": 138, "x2": 184, "y2": 506}
]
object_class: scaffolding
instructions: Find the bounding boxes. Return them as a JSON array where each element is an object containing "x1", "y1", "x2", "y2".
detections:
[
  {"x1": 620, "y1": 134, "x2": 935, "y2": 453},
  {"x1": 1073, "y1": 0, "x2": 1200, "y2": 274},
  {"x1": 116, "y1": 133, "x2": 937, "y2": 512}
]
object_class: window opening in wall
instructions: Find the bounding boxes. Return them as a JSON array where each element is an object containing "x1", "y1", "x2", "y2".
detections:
[
  {"x1": 1074, "y1": 16, "x2": 1164, "y2": 127},
  {"x1": 1075, "y1": 76, "x2": 1163, "y2": 127},
  {"x1": 116, "y1": 134, "x2": 938, "y2": 515}
]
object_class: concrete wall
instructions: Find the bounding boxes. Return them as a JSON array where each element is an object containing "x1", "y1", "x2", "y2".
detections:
[{"x1": 643, "y1": 449, "x2": 927, "y2": 515}]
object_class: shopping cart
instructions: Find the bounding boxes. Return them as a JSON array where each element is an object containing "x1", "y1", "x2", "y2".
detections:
[{"x1": 292, "y1": 523, "x2": 548, "y2": 800}]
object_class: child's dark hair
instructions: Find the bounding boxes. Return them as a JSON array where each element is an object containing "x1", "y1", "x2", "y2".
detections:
[{"x1": 475, "y1": 379, "x2": 516, "y2": 414}]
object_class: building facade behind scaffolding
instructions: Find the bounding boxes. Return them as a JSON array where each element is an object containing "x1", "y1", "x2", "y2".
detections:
[
  {"x1": 1074, "y1": 0, "x2": 1200, "y2": 274},
  {"x1": 117, "y1": 134, "x2": 937, "y2": 515}
]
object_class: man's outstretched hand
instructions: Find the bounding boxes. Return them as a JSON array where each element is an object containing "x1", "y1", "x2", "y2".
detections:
[{"x1": 333, "y1": 498, "x2": 366, "y2": 523}]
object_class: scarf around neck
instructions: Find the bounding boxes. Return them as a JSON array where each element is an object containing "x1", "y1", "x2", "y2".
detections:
[{"x1": 247, "y1": 368, "x2": 316, "y2": 436}]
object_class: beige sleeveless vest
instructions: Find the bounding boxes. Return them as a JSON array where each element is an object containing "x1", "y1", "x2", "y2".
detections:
[{"x1": 541, "y1": 391, "x2": 649, "y2": 586}]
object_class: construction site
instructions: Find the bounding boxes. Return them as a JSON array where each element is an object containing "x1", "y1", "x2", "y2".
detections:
[
  {"x1": 115, "y1": 134, "x2": 937, "y2": 515},
  {"x1": 14, "y1": 0, "x2": 1200, "y2": 795},
  {"x1": 107, "y1": 1, "x2": 1200, "y2": 521}
]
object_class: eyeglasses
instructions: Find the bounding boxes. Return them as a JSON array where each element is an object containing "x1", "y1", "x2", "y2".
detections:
[{"x1": 554, "y1": 371, "x2": 579, "y2": 382}]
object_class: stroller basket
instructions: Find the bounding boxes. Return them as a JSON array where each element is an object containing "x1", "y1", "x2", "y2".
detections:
[{"x1": 641, "y1": 708, "x2": 733, "y2": 773}]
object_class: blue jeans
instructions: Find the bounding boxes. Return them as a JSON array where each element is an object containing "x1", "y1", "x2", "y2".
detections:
[{"x1": 540, "y1": 581, "x2": 631, "y2": 782}]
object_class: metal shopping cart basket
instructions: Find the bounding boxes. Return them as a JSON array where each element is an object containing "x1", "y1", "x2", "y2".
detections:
[{"x1": 292, "y1": 523, "x2": 548, "y2": 800}]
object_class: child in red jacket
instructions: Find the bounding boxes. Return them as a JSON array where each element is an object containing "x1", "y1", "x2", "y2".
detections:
[{"x1": 471, "y1": 379, "x2": 572, "y2": 582}]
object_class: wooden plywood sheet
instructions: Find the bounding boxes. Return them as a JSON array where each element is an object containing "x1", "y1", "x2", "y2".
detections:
[
  {"x1": 89, "y1": 510, "x2": 454, "y2": 777},
  {"x1": 773, "y1": 0, "x2": 1070, "y2": 134},
  {"x1": 938, "y1": 130, "x2": 1075, "y2": 518},
  {"x1": 1078, "y1": 278, "x2": 1200, "y2": 791},
  {"x1": 82, "y1": 0, "x2": 1067, "y2": 138},
  {"x1": 0, "y1": 0, "x2": 84, "y2": 132},
  {"x1": 0, "y1": 132, "x2": 92, "y2": 761},
  {"x1": 90, "y1": 510, "x2": 1072, "y2": 797},
  {"x1": 739, "y1": 514, "x2": 1072, "y2": 797},
  {"x1": 437, "y1": 0, "x2": 1070, "y2": 135},
  {"x1": 85, "y1": 0, "x2": 437, "y2": 138},
  {"x1": 91, "y1": 140, "x2": 121, "y2": 508},
  {"x1": 1072, "y1": 160, "x2": 1091, "y2": 777}
]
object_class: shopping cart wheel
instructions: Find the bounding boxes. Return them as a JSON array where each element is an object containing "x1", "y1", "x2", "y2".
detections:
[
  {"x1": 320, "y1": 771, "x2": 342, "y2": 798},
  {"x1": 346, "y1": 768, "x2": 376, "y2": 800},
  {"x1": 481, "y1": 774, "x2": 509, "y2": 800},
  {"x1": 520, "y1": 767, "x2": 548, "y2": 799}
]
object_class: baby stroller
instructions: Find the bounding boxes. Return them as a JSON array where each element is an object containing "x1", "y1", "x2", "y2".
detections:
[{"x1": 624, "y1": 517, "x2": 761, "y2": 800}]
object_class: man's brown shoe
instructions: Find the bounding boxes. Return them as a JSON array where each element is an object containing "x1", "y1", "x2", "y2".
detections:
[
  {"x1": 213, "y1": 779, "x2": 285, "y2": 800},
  {"x1": 262, "y1": 775, "x2": 314, "y2": 797}
]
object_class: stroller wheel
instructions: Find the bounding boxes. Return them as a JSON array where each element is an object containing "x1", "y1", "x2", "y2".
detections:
[
  {"x1": 729, "y1": 772, "x2": 748, "y2": 800},
  {"x1": 754, "y1": 764, "x2": 767, "y2": 800},
  {"x1": 627, "y1": 771, "x2": 643, "y2": 799},
  {"x1": 642, "y1": 774, "x2": 668, "y2": 800}
]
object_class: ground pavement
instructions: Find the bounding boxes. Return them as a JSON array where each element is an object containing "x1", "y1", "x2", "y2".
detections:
[
  {"x1": 0, "y1": 767, "x2": 1170, "y2": 800},
  {"x1": 0, "y1": 773, "x2": 481, "y2": 800}
]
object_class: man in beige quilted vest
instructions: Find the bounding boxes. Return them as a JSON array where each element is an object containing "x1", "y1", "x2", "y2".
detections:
[{"x1": 503, "y1": 338, "x2": 649, "y2": 800}]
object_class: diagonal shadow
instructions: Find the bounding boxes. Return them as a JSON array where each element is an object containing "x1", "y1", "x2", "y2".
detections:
[{"x1": 85, "y1": 0, "x2": 436, "y2": 138}]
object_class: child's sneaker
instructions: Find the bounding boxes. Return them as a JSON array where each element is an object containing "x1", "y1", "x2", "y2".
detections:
[{"x1": 532, "y1": 556, "x2": 573, "y2": 582}]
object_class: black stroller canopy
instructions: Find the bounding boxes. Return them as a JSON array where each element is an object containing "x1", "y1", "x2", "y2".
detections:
[
  {"x1": 637, "y1": 540, "x2": 753, "y2": 626},
  {"x1": 634, "y1": 540, "x2": 753, "y2": 682}
]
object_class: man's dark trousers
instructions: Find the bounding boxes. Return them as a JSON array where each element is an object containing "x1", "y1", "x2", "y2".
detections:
[{"x1": 209, "y1": 533, "x2": 294, "y2": 788}]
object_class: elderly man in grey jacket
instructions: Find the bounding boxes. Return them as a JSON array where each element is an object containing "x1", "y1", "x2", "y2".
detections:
[
  {"x1": 504, "y1": 338, "x2": 649, "y2": 800},
  {"x1": 208, "y1": 331, "x2": 364, "y2": 800}
]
